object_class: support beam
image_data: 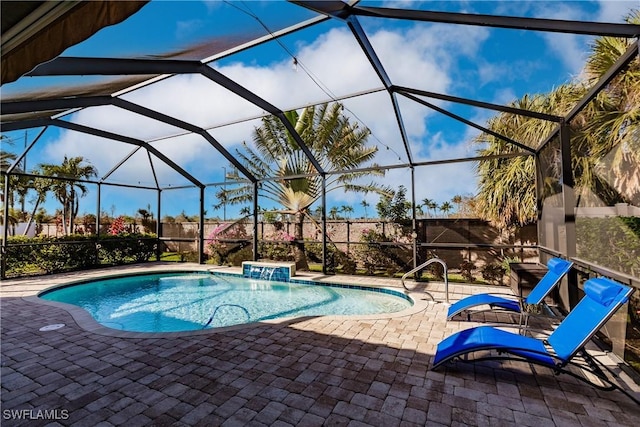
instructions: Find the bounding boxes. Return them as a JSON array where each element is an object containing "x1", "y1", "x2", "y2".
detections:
[
  {"x1": 346, "y1": 16, "x2": 392, "y2": 88},
  {"x1": 197, "y1": 65, "x2": 325, "y2": 175},
  {"x1": 1, "y1": 96, "x2": 112, "y2": 115},
  {"x1": 27, "y1": 57, "x2": 202, "y2": 77},
  {"x1": 559, "y1": 122, "x2": 579, "y2": 312},
  {"x1": 536, "y1": 40, "x2": 639, "y2": 154},
  {"x1": 411, "y1": 167, "x2": 417, "y2": 270},
  {"x1": 112, "y1": 98, "x2": 257, "y2": 182},
  {"x1": 394, "y1": 86, "x2": 563, "y2": 123},
  {"x1": 347, "y1": 16, "x2": 413, "y2": 164},
  {"x1": 1, "y1": 174, "x2": 10, "y2": 279},
  {"x1": 559, "y1": 123, "x2": 576, "y2": 258},
  {"x1": 156, "y1": 189, "x2": 162, "y2": 261},
  {"x1": 352, "y1": 5, "x2": 640, "y2": 37},
  {"x1": 24, "y1": 58, "x2": 325, "y2": 177},
  {"x1": 101, "y1": 146, "x2": 144, "y2": 183},
  {"x1": 321, "y1": 176, "x2": 328, "y2": 275},
  {"x1": 252, "y1": 183, "x2": 259, "y2": 261},
  {"x1": 199, "y1": 186, "x2": 205, "y2": 264},
  {"x1": 565, "y1": 39, "x2": 639, "y2": 123},
  {"x1": 96, "y1": 183, "x2": 102, "y2": 239},
  {"x1": 50, "y1": 119, "x2": 204, "y2": 189},
  {"x1": 6, "y1": 127, "x2": 47, "y2": 174},
  {"x1": 399, "y1": 91, "x2": 536, "y2": 154}
]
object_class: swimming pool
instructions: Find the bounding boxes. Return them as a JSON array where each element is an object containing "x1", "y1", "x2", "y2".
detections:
[{"x1": 39, "y1": 272, "x2": 413, "y2": 333}]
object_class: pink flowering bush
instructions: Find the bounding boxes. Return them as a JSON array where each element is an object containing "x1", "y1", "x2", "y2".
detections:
[{"x1": 108, "y1": 216, "x2": 127, "y2": 235}]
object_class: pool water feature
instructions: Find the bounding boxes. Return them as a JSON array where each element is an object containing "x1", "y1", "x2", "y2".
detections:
[
  {"x1": 39, "y1": 272, "x2": 413, "y2": 333},
  {"x1": 242, "y1": 261, "x2": 294, "y2": 282}
]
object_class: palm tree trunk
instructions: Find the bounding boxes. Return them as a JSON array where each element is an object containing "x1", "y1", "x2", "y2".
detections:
[
  {"x1": 22, "y1": 195, "x2": 42, "y2": 236},
  {"x1": 61, "y1": 207, "x2": 68, "y2": 235},
  {"x1": 293, "y1": 211, "x2": 308, "y2": 271},
  {"x1": 69, "y1": 188, "x2": 76, "y2": 234}
]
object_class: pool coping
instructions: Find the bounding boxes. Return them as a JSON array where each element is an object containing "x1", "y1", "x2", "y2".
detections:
[{"x1": 16, "y1": 263, "x2": 436, "y2": 339}]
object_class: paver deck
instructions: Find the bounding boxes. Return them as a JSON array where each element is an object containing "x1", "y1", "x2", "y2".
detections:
[{"x1": 2, "y1": 263, "x2": 639, "y2": 426}]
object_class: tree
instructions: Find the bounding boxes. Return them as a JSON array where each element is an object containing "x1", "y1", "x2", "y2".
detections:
[
  {"x1": 377, "y1": 185, "x2": 411, "y2": 225},
  {"x1": 451, "y1": 195, "x2": 463, "y2": 216},
  {"x1": 579, "y1": 10, "x2": 640, "y2": 205},
  {"x1": 475, "y1": 11, "x2": 639, "y2": 227},
  {"x1": 440, "y1": 201, "x2": 453, "y2": 218},
  {"x1": 137, "y1": 204, "x2": 156, "y2": 233},
  {"x1": 217, "y1": 102, "x2": 390, "y2": 270},
  {"x1": 360, "y1": 200, "x2": 370, "y2": 219},
  {"x1": 341, "y1": 205, "x2": 354, "y2": 219},
  {"x1": 420, "y1": 198, "x2": 432, "y2": 218},
  {"x1": 0, "y1": 137, "x2": 22, "y2": 213},
  {"x1": 37, "y1": 156, "x2": 98, "y2": 235},
  {"x1": 422, "y1": 198, "x2": 438, "y2": 218},
  {"x1": 329, "y1": 206, "x2": 340, "y2": 220}
]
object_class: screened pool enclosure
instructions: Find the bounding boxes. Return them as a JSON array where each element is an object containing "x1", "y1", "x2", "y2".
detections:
[{"x1": 1, "y1": 1, "x2": 639, "y2": 367}]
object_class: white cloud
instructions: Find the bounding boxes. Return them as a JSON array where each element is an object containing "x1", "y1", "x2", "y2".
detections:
[
  {"x1": 595, "y1": 1, "x2": 637, "y2": 23},
  {"x1": 531, "y1": 1, "x2": 637, "y2": 77},
  {"x1": 39, "y1": 16, "x2": 512, "y2": 214}
]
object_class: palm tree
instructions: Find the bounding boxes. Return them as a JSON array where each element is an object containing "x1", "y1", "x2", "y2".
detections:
[
  {"x1": 38, "y1": 156, "x2": 98, "y2": 235},
  {"x1": 341, "y1": 205, "x2": 354, "y2": 219},
  {"x1": 421, "y1": 198, "x2": 433, "y2": 218},
  {"x1": 329, "y1": 207, "x2": 340, "y2": 220},
  {"x1": 475, "y1": 12, "x2": 640, "y2": 228},
  {"x1": 1, "y1": 138, "x2": 19, "y2": 209},
  {"x1": 21, "y1": 176, "x2": 50, "y2": 235},
  {"x1": 451, "y1": 195, "x2": 463, "y2": 215},
  {"x1": 579, "y1": 10, "x2": 639, "y2": 205},
  {"x1": 216, "y1": 102, "x2": 390, "y2": 270},
  {"x1": 360, "y1": 200, "x2": 370, "y2": 219},
  {"x1": 428, "y1": 200, "x2": 438, "y2": 218},
  {"x1": 0, "y1": 138, "x2": 33, "y2": 229},
  {"x1": 475, "y1": 91, "x2": 568, "y2": 227},
  {"x1": 440, "y1": 201, "x2": 453, "y2": 218}
]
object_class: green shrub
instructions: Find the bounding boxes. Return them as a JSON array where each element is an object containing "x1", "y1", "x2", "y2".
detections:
[
  {"x1": 5, "y1": 236, "x2": 38, "y2": 275},
  {"x1": 4, "y1": 233, "x2": 157, "y2": 277},
  {"x1": 304, "y1": 241, "x2": 356, "y2": 274},
  {"x1": 354, "y1": 228, "x2": 410, "y2": 276},
  {"x1": 459, "y1": 260, "x2": 476, "y2": 282},
  {"x1": 39, "y1": 235, "x2": 97, "y2": 273},
  {"x1": 481, "y1": 263, "x2": 505, "y2": 285},
  {"x1": 576, "y1": 216, "x2": 640, "y2": 277},
  {"x1": 98, "y1": 233, "x2": 156, "y2": 265}
]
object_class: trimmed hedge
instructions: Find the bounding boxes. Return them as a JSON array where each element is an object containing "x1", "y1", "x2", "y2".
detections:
[
  {"x1": 576, "y1": 216, "x2": 640, "y2": 278},
  {"x1": 4, "y1": 233, "x2": 157, "y2": 277}
]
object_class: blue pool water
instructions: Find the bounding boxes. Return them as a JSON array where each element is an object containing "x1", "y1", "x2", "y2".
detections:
[{"x1": 39, "y1": 272, "x2": 413, "y2": 333}]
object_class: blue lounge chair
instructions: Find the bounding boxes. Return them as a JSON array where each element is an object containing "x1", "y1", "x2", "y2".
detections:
[
  {"x1": 434, "y1": 277, "x2": 638, "y2": 403},
  {"x1": 447, "y1": 257, "x2": 573, "y2": 324}
]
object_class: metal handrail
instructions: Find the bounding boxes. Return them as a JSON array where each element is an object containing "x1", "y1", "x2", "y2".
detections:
[{"x1": 401, "y1": 257, "x2": 449, "y2": 303}]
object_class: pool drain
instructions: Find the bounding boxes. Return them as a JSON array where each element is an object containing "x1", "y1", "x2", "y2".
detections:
[{"x1": 39, "y1": 324, "x2": 65, "y2": 331}]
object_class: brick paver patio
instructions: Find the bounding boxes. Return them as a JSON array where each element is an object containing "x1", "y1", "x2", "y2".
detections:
[{"x1": 2, "y1": 264, "x2": 639, "y2": 426}]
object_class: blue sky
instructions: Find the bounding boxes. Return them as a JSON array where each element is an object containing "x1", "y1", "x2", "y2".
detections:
[{"x1": 2, "y1": 0, "x2": 638, "y2": 221}]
